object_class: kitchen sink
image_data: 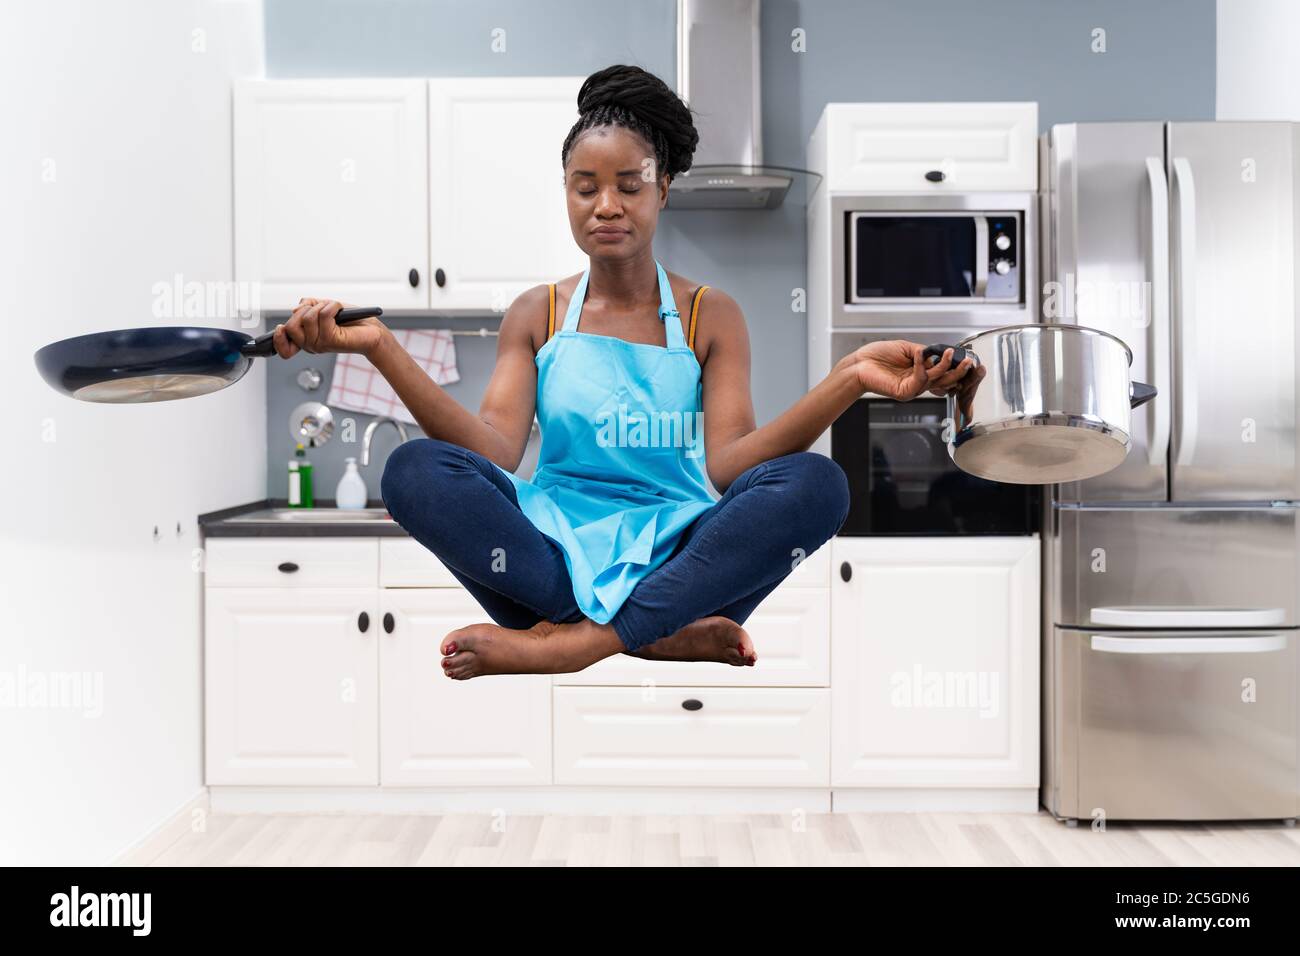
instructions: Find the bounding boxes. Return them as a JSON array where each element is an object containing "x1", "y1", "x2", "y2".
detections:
[{"x1": 227, "y1": 508, "x2": 395, "y2": 523}]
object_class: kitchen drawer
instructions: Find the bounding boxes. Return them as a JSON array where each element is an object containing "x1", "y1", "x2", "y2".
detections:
[
  {"x1": 555, "y1": 585, "x2": 829, "y2": 686},
  {"x1": 553, "y1": 686, "x2": 830, "y2": 787},
  {"x1": 1052, "y1": 505, "x2": 1299, "y2": 627},
  {"x1": 818, "y1": 102, "x2": 1037, "y2": 192},
  {"x1": 1059, "y1": 627, "x2": 1298, "y2": 820},
  {"x1": 380, "y1": 538, "x2": 461, "y2": 587},
  {"x1": 204, "y1": 537, "x2": 377, "y2": 588}
]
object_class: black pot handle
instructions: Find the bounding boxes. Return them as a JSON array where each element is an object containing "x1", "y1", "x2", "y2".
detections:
[
  {"x1": 243, "y1": 307, "x2": 385, "y2": 357},
  {"x1": 1130, "y1": 381, "x2": 1158, "y2": 409},
  {"x1": 921, "y1": 344, "x2": 978, "y2": 369}
]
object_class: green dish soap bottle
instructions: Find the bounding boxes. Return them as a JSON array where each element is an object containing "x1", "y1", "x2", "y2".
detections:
[{"x1": 288, "y1": 443, "x2": 314, "y2": 508}]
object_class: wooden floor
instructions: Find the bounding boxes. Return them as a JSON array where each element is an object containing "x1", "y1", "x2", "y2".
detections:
[{"x1": 141, "y1": 811, "x2": 1300, "y2": 866}]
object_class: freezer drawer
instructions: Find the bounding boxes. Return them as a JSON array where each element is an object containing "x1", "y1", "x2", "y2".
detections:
[
  {"x1": 1049, "y1": 505, "x2": 1299, "y2": 627},
  {"x1": 1047, "y1": 628, "x2": 1297, "y2": 821}
]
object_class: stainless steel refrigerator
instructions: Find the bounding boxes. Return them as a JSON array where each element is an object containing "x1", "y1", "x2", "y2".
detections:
[{"x1": 1040, "y1": 122, "x2": 1300, "y2": 822}]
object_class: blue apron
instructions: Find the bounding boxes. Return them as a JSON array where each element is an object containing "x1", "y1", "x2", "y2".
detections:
[{"x1": 495, "y1": 259, "x2": 717, "y2": 624}]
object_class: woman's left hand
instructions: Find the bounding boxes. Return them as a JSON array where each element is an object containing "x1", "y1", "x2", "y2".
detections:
[{"x1": 847, "y1": 340, "x2": 977, "y2": 401}]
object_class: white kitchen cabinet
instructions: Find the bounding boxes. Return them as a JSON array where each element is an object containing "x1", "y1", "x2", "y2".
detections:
[
  {"x1": 380, "y1": 588, "x2": 551, "y2": 785},
  {"x1": 553, "y1": 686, "x2": 830, "y2": 787},
  {"x1": 234, "y1": 79, "x2": 430, "y2": 310},
  {"x1": 233, "y1": 76, "x2": 587, "y2": 314},
  {"x1": 427, "y1": 77, "x2": 587, "y2": 311},
  {"x1": 809, "y1": 102, "x2": 1038, "y2": 192},
  {"x1": 205, "y1": 587, "x2": 379, "y2": 785},
  {"x1": 830, "y1": 537, "x2": 1039, "y2": 789},
  {"x1": 204, "y1": 536, "x2": 551, "y2": 788}
]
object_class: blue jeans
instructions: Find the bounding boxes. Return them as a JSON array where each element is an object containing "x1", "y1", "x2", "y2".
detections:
[{"x1": 380, "y1": 439, "x2": 850, "y2": 652}]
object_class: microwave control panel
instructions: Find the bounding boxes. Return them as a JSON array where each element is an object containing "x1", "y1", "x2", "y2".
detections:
[{"x1": 984, "y1": 214, "x2": 1019, "y2": 300}]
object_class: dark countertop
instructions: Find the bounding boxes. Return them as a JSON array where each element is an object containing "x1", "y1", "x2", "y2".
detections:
[{"x1": 198, "y1": 499, "x2": 412, "y2": 537}]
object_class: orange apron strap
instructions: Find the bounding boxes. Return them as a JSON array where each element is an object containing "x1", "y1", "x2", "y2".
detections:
[
  {"x1": 688, "y1": 285, "x2": 709, "y2": 351},
  {"x1": 546, "y1": 284, "x2": 556, "y2": 341}
]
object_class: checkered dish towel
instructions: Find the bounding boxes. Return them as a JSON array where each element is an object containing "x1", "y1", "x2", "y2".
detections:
[{"x1": 326, "y1": 329, "x2": 459, "y2": 426}]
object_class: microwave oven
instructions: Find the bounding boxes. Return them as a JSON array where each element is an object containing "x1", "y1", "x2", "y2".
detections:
[{"x1": 827, "y1": 193, "x2": 1037, "y2": 330}]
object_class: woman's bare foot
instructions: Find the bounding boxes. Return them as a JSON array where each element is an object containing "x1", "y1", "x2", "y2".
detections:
[
  {"x1": 627, "y1": 616, "x2": 756, "y2": 666},
  {"x1": 440, "y1": 617, "x2": 623, "y2": 679}
]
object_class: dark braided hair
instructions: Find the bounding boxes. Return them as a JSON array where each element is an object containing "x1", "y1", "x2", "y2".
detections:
[{"x1": 561, "y1": 65, "x2": 699, "y2": 183}]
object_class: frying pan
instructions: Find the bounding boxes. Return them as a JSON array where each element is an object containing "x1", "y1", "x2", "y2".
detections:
[{"x1": 33, "y1": 308, "x2": 382, "y2": 403}]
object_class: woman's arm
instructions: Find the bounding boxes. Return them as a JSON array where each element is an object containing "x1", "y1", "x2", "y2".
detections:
[
  {"x1": 698, "y1": 289, "x2": 975, "y2": 492},
  {"x1": 273, "y1": 290, "x2": 545, "y2": 471}
]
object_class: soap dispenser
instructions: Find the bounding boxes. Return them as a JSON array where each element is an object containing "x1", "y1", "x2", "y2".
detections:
[
  {"x1": 335, "y1": 457, "x2": 367, "y2": 510},
  {"x1": 288, "y1": 443, "x2": 314, "y2": 508}
]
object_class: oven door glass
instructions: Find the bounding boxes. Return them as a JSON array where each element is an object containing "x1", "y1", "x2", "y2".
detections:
[
  {"x1": 851, "y1": 215, "x2": 975, "y2": 299},
  {"x1": 831, "y1": 398, "x2": 1038, "y2": 535}
]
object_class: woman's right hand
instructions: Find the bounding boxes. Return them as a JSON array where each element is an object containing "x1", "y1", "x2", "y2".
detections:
[{"x1": 272, "y1": 297, "x2": 388, "y2": 360}]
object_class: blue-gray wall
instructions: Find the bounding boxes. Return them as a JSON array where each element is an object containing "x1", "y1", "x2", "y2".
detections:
[{"x1": 262, "y1": 0, "x2": 1215, "y2": 500}]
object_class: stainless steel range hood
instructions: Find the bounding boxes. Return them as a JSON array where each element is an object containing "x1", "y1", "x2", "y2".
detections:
[{"x1": 668, "y1": 0, "x2": 814, "y2": 210}]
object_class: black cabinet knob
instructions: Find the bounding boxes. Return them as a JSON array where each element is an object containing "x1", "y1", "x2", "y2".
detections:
[
  {"x1": 840, "y1": 561, "x2": 852, "y2": 582},
  {"x1": 408, "y1": 268, "x2": 420, "y2": 288},
  {"x1": 383, "y1": 612, "x2": 395, "y2": 634},
  {"x1": 277, "y1": 561, "x2": 299, "y2": 574},
  {"x1": 434, "y1": 267, "x2": 446, "y2": 288},
  {"x1": 924, "y1": 169, "x2": 945, "y2": 183},
  {"x1": 681, "y1": 699, "x2": 703, "y2": 711},
  {"x1": 358, "y1": 612, "x2": 370, "y2": 633}
]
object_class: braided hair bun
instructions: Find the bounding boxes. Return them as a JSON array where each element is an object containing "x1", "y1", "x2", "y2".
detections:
[{"x1": 562, "y1": 65, "x2": 699, "y2": 181}]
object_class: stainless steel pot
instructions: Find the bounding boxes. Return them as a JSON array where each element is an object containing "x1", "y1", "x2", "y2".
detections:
[{"x1": 923, "y1": 324, "x2": 1157, "y2": 485}]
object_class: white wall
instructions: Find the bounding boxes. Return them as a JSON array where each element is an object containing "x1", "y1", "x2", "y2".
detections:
[
  {"x1": 1217, "y1": 0, "x2": 1300, "y2": 119},
  {"x1": 0, "y1": 1, "x2": 265, "y2": 864}
]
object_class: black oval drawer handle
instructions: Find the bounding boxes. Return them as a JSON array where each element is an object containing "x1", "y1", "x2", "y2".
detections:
[
  {"x1": 408, "y1": 267, "x2": 420, "y2": 288},
  {"x1": 278, "y1": 561, "x2": 299, "y2": 574},
  {"x1": 924, "y1": 169, "x2": 945, "y2": 183},
  {"x1": 358, "y1": 612, "x2": 370, "y2": 633},
  {"x1": 840, "y1": 561, "x2": 852, "y2": 582},
  {"x1": 383, "y1": 612, "x2": 395, "y2": 634},
  {"x1": 681, "y1": 699, "x2": 703, "y2": 711},
  {"x1": 434, "y1": 267, "x2": 446, "y2": 288}
]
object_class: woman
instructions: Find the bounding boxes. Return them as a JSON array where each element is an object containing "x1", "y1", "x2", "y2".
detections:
[{"x1": 272, "y1": 65, "x2": 975, "y2": 680}]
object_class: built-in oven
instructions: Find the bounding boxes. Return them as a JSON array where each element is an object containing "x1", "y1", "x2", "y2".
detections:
[
  {"x1": 831, "y1": 396, "x2": 1039, "y2": 535},
  {"x1": 827, "y1": 325, "x2": 1039, "y2": 535},
  {"x1": 829, "y1": 193, "x2": 1037, "y2": 330}
]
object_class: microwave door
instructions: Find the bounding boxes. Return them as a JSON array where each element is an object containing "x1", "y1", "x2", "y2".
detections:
[
  {"x1": 1048, "y1": 122, "x2": 1171, "y2": 503},
  {"x1": 1167, "y1": 122, "x2": 1299, "y2": 502}
]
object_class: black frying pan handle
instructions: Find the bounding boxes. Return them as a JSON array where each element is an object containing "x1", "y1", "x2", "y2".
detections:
[
  {"x1": 242, "y1": 307, "x2": 385, "y2": 357},
  {"x1": 921, "y1": 344, "x2": 979, "y2": 369}
]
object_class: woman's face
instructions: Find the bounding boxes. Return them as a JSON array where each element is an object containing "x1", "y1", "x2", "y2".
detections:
[{"x1": 564, "y1": 125, "x2": 668, "y2": 261}]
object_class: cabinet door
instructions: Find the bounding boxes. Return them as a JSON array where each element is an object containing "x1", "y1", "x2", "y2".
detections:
[
  {"x1": 823, "y1": 102, "x2": 1038, "y2": 192},
  {"x1": 427, "y1": 77, "x2": 587, "y2": 311},
  {"x1": 830, "y1": 537, "x2": 1039, "y2": 788},
  {"x1": 205, "y1": 588, "x2": 378, "y2": 785},
  {"x1": 234, "y1": 79, "x2": 429, "y2": 309},
  {"x1": 379, "y1": 589, "x2": 551, "y2": 785}
]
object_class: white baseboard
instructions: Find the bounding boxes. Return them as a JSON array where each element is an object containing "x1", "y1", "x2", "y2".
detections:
[
  {"x1": 110, "y1": 788, "x2": 211, "y2": 866},
  {"x1": 209, "y1": 787, "x2": 833, "y2": 815},
  {"x1": 205, "y1": 786, "x2": 1041, "y2": 815},
  {"x1": 832, "y1": 788, "x2": 1041, "y2": 813}
]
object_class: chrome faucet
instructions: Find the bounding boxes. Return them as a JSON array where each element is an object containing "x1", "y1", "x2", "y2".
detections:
[{"x1": 360, "y1": 416, "x2": 410, "y2": 467}]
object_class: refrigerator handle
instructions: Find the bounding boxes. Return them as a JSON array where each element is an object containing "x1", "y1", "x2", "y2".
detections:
[
  {"x1": 1144, "y1": 157, "x2": 1171, "y2": 467},
  {"x1": 1171, "y1": 156, "x2": 1199, "y2": 468},
  {"x1": 1090, "y1": 635, "x2": 1289, "y2": 655}
]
